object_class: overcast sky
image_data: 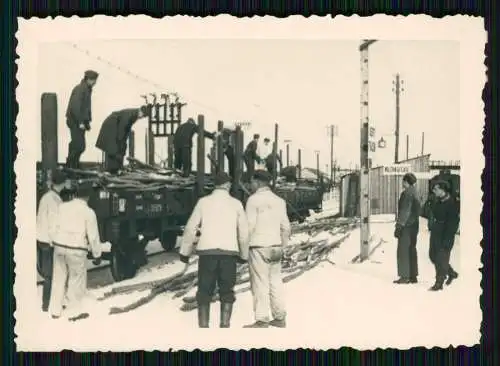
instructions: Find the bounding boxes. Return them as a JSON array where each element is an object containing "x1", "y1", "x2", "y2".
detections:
[{"x1": 37, "y1": 39, "x2": 460, "y2": 170}]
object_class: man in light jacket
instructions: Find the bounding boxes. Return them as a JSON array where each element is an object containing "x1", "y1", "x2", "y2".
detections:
[
  {"x1": 243, "y1": 170, "x2": 291, "y2": 328},
  {"x1": 393, "y1": 172, "x2": 422, "y2": 284},
  {"x1": 179, "y1": 172, "x2": 249, "y2": 328},
  {"x1": 36, "y1": 169, "x2": 68, "y2": 312},
  {"x1": 49, "y1": 182, "x2": 103, "y2": 319}
]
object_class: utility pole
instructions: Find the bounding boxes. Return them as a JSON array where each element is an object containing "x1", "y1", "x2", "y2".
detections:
[
  {"x1": 327, "y1": 125, "x2": 336, "y2": 190},
  {"x1": 406, "y1": 134, "x2": 409, "y2": 160},
  {"x1": 359, "y1": 39, "x2": 377, "y2": 262},
  {"x1": 421, "y1": 132, "x2": 425, "y2": 156},
  {"x1": 392, "y1": 73, "x2": 404, "y2": 163}
]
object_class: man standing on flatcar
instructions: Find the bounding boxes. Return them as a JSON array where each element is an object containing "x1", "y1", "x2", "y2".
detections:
[
  {"x1": 427, "y1": 180, "x2": 460, "y2": 291},
  {"x1": 36, "y1": 169, "x2": 68, "y2": 312},
  {"x1": 243, "y1": 134, "x2": 260, "y2": 178},
  {"x1": 256, "y1": 137, "x2": 272, "y2": 170},
  {"x1": 173, "y1": 118, "x2": 217, "y2": 177},
  {"x1": 49, "y1": 182, "x2": 103, "y2": 319},
  {"x1": 244, "y1": 170, "x2": 291, "y2": 328},
  {"x1": 393, "y1": 173, "x2": 421, "y2": 284},
  {"x1": 95, "y1": 106, "x2": 149, "y2": 174},
  {"x1": 65, "y1": 70, "x2": 99, "y2": 169},
  {"x1": 179, "y1": 172, "x2": 249, "y2": 328}
]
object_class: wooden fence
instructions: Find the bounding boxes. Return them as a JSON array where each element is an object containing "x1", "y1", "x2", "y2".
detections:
[{"x1": 340, "y1": 155, "x2": 431, "y2": 217}]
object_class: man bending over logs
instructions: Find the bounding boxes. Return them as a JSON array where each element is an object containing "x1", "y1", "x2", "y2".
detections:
[
  {"x1": 178, "y1": 172, "x2": 249, "y2": 328},
  {"x1": 95, "y1": 106, "x2": 149, "y2": 174}
]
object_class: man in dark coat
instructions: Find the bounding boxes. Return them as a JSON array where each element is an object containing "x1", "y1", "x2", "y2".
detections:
[
  {"x1": 243, "y1": 134, "x2": 260, "y2": 179},
  {"x1": 65, "y1": 70, "x2": 99, "y2": 169},
  {"x1": 265, "y1": 150, "x2": 282, "y2": 176},
  {"x1": 95, "y1": 106, "x2": 148, "y2": 174},
  {"x1": 173, "y1": 118, "x2": 216, "y2": 177},
  {"x1": 427, "y1": 180, "x2": 460, "y2": 291},
  {"x1": 393, "y1": 173, "x2": 422, "y2": 284}
]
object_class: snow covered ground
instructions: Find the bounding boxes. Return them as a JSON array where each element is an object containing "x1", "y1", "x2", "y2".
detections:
[{"x1": 21, "y1": 196, "x2": 480, "y2": 351}]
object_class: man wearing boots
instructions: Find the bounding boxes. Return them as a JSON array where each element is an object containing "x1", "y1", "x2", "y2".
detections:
[
  {"x1": 36, "y1": 169, "x2": 68, "y2": 312},
  {"x1": 427, "y1": 180, "x2": 460, "y2": 291},
  {"x1": 393, "y1": 172, "x2": 421, "y2": 284},
  {"x1": 65, "y1": 70, "x2": 99, "y2": 169},
  {"x1": 244, "y1": 170, "x2": 291, "y2": 328},
  {"x1": 179, "y1": 172, "x2": 249, "y2": 328}
]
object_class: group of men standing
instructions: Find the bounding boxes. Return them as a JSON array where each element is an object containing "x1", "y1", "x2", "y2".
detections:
[
  {"x1": 394, "y1": 172, "x2": 460, "y2": 291},
  {"x1": 179, "y1": 170, "x2": 291, "y2": 328},
  {"x1": 64, "y1": 70, "x2": 285, "y2": 182}
]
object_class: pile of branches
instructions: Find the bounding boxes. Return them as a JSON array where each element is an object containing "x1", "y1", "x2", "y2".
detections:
[
  {"x1": 97, "y1": 221, "x2": 357, "y2": 316},
  {"x1": 63, "y1": 157, "x2": 215, "y2": 192}
]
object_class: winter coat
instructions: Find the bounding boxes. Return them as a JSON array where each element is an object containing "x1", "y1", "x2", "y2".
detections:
[
  {"x1": 173, "y1": 121, "x2": 216, "y2": 148},
  {"x1": 396, "y1": 185, "x2": 421, "y2": 228},
  {"x1": 66, "y1": 80, "x2": 93, "y2": 127},
  {"x1": 244, "y1": 140, "x2": 259, "y2": 161},
  {"x1": 428, "y1": 195, "x2": 460, "y2": 249},
  {"x1": 95, "y1": 109, "x2": 140, "y2": 157}
]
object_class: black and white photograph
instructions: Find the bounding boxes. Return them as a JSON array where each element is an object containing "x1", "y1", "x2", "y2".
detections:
[{"x1": 15, "y1": 16, "x2": 484, "y2": 351}]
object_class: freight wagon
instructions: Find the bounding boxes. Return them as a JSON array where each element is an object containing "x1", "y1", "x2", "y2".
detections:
[{"x1": 37, "y1": 92, "x2": 324, "y2": 282}]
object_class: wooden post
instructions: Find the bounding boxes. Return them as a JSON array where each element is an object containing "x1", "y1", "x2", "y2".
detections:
[
  {"x1": 128, "y1": 130, "x2": 135, "y2": 158},
  {"x1": 167, "y1": 135, "x2": 174, "y2": 169},
  {"x1": 286, "y1": 144, "x2": 290, "y2": 167},
  {"x1": 359, "y1": 40, "x2": 377, "y2": 261},
  {"x1": 145, "y1": 129, "x2": 149, "y2": 164},
  {"x1": 272, "y1": 123, "x2": 279, "y2": 188},
  {"x1": 406, "y1": 134, "x2": 409, "y2": 160},
  {"x1": 316, "y1": 152, "x2": 320, "y2": 180},
  {"x1": 217, "y1": 121, "x2": 225, "y2": 174},
  {"x1": 210, "y1": 145, "x2": 216, "y2": 175},
  {"x1": 196, "y1": 115, "x2": 206, "y2": 197},
  {"x1": 421, "y1": 132, "x2": 425, "y2": 156},
  {"x1": 234, "y1": 125, "x2": 243, "y2": 185},
  {"x1": 297, "y1": 149, "x2": 302, "y2": 179},
  {"x1": 41, "y1": 93, "x2": 58, "y2": 169}
]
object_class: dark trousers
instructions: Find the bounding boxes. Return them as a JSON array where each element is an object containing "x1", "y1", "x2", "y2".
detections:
[
  {"x1": 396, "y1": 224, "x2": 419, "y2": 279},
  {"x1": 196, "y1": 254, "x2": 238, "y2": 305},
  {"x1": 244, "y1": 157, "x2": 255, "y2": 177},
  {"x1": 429, "y1": 233, "x2": 456, "y2": 281},
  {"x1": 66, "y1": 125, "x2": 86, "y2": 169},
  {"x1": 37, "y1": 241, "x2": 54, "y2": 310},
  {"x1": 104, "y1": 153, "x2": 124, "y2": 174},
  {"x1": 174, "y1": 146, "x2": 192, "y2": 176}
]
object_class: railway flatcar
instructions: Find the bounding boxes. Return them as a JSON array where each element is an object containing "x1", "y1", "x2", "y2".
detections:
[{"x1": 37, "y1": 92, "x2": 325, "y2": 282}]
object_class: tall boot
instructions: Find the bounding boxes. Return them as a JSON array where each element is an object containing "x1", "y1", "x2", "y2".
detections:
[
  {"x1": 220, "y1": 302, "x2": 233, "y2": 328},
  {"x1": 197, "y1": 303, "x2": 210, "y2": 328}
]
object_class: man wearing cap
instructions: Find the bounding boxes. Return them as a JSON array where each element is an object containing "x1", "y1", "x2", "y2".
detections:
[
  {"x1": 179, "y1": 172, "x2": 249, "y2": 328},
  {"x1": 244, "y1": 170, "x2": 291, "y2": 328},
  {"x1": 65, "y1": 70, "x2": 99, "y2": 169},
  {"x1": 427, "y1": 180, "x2": 460, "y2": 291},
  {"x1": 49, "y1": 182, "x2": 103, "y2": 319},
  {"x1": 173, "y1": 118, "x2": 217, "y2": 177},
  {"x1": 243, "y1": 134, "x2": 260, "y2": 178},
  {"x1": 393, "y1": 172, "x2": 422, "y2": 284},
  {"x1": 36, "y1": 169, "x2": 68, "y2": 312},
  {"x1": 95, "y1": 106, "x2": 148, "y2": 174}
]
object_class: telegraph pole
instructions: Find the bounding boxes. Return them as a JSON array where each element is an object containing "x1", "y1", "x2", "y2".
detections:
[
  {"x1": 327, "y1": 125, "x2": 336, "y2": 190},
  {"x1": 393, "y1": 73, "x2": 404, "y2": 163},
  {"x1": 359, "y1": 39, "x2": 377, "y2": 262}
]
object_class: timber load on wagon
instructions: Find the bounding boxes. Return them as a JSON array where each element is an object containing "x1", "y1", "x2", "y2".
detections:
[{"x1": 37, "y1": 91, "x2": 325, "y2": 283}]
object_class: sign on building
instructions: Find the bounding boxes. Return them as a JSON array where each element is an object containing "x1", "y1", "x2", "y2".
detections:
[
  {"x1": 382, "y1": 164, "x2": 411, "y2": 175},
  {"x1": 382, "y1": 164, "x2": 434, "y2": 179}
]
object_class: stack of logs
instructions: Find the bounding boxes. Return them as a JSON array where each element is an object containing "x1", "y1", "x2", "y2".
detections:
[{"x1": 97, "y1": 217, "x2": 359, "y2": 315}]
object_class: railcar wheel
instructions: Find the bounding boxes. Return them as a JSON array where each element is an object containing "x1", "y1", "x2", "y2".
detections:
[
  {"x1": 110, "y1": 245, "x2": 138, "y2": 282},
  {"x1": 160, "y1": 232, "x2": 178, "y2": 252}
]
